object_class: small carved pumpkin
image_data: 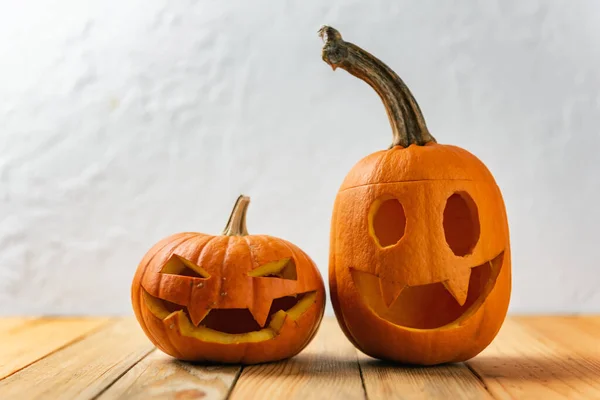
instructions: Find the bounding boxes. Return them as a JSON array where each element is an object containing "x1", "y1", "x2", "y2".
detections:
[
  {"x1": 321, "y1": 26, "x2": 511, "y2": 365},
  {"x1": 132, "y1": 195, "x2": 325, "y2": 364}
]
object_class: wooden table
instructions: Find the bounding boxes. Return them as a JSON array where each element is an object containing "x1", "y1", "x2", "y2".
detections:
[{"x1": 0, "y1": 316, "x2": 599, "y2": 399}]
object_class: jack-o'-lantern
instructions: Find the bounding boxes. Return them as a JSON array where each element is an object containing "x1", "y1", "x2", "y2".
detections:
[
  {"x1": 320, "y1": 26, "x2": 511, "y2": 365},
  {"x1": 132, "y1": 195, "x2": 326, "y2": 364}
]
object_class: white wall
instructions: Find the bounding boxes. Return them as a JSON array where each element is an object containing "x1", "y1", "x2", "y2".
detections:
[{"x1": 1, "y1": 0, "x2": 599, "y2": 315}]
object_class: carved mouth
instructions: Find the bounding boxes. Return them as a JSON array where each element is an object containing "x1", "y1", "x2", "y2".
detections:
[
  {"x1": 142, "y1": 288, "x2": 317, "y2": 343},
  {"x1": 350, "y1": 251, "x2": 505, "y2": 329}
]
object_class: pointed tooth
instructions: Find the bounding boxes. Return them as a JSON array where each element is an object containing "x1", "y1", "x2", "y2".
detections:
[
  {"x1": 442, "y1": 269, "x2": 472, "y2": 306},
  {"x1": 188, "y1": 307, "x2": 210, "y2": 327},
  {"x1": 248, "y1": 301, "x2": 272, "y2": 328},
  {"x1": 379, "y1": 278, "x2": 405, "y2": 307}
]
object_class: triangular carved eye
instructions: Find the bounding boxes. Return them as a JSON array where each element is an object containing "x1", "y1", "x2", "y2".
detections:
[
  {"x1": 160, "y1": 255, "x2": 211, "y2": 278},
  {"x1": 248, "y1": 258, "x2": 297, "y2": 280}
]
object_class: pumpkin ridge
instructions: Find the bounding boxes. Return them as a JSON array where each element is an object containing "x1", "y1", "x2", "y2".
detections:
[
  {"x1": 195, "y1": 235, "x2": 221, "y2": 271},
  {"x1": 241, "y1": 235, "x2": 257, "y2": 268},
  {"x1": 219, "y1": 236, "x2": 234, "y2": 299},
  {"x1": 190, "y1": 235, "x2": 216, "y2": 267}
]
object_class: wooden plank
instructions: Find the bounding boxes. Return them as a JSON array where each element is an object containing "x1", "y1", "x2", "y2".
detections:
[
  {"x1": 0, "y1": 317, "x2": 35, "y2": 332},
  {"x1": 358, "y1": 352, "x2": 491, "y2": 400},
  {"x1": 517, "y1": 316, "x2": 600, "y2": 394},
  {"x1": 517, "y1": 315, "x2": 600, "y2": 354},
  {"x1": 0, "y1": 317, "x2": 111, "y2": 379},
  {"x1": 0, "y1": 318, "x2": 154, "y2": 399},
  {"x1": 467, "y1": 317, "x2": 600, "y2": 400},
  {"x1": 98, "y1": 349, "x2": 241, "y2": 400},
  {"x1": 230, "y1": 318, "x2": 365, "y2": 400}
]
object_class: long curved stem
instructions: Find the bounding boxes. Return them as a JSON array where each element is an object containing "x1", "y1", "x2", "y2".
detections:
[
  {"x1": 319, "y1": 26, "x2": 436, "y2": 148},
  {"x1": 222, "y1": 195, "x2": 250, "y2": 236}
]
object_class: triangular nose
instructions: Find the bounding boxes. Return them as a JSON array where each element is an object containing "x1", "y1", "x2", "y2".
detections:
[{"x1": 379, "y1": 278, "x2": 405, "y2": 307}]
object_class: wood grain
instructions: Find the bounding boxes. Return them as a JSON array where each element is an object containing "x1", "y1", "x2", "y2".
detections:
[
  {"x1": 358, "y1": 351, "x2": 491, "y2": 400},
  {"x1": 98, "y1": 349, "x2": 241, "y2": 400},
  {"x1": 0, "y1": 318, "x2": 154, "y2": 400},
  {"x1": 467, "y1": 318, "x2": 600, "y2": 400},
  {"x1": 0, "y1": 317, "x2": 110, "y2": 379},
  {"x1": 229, "y1": 318, "x2": 365, "y2": 400}
]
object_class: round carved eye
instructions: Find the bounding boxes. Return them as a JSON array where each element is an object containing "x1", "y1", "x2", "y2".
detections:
[
  {"x1": 443, "y1": 192, "x2": 480, "y2": 256},
  {"x1": 370, "y1": 197, "x2": 406, "y2": 247}
]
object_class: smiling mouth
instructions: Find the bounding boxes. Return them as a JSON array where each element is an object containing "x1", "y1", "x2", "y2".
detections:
[
  {"x1": 141, "y1": 288, "x2": 317, "y2": 344},
  {"x1": 350, "y1": 251, "x2": 505, "y2": 329}
]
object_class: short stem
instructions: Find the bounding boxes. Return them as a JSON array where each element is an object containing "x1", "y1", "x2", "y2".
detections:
[
  {"x1": 318, "y1": 26, "x2": 436, "y2": 148},
  {"x1": 222, "y1": 195, "x2": 250, "y2": 236}
]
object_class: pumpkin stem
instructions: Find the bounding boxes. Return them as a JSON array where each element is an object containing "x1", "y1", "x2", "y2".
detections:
[
  {"x1": 222, "y1": 195, "x2": 250, "y2": 236},
  {"x1": 319, "y1": 26, "x2": 436, "y2": 148}
]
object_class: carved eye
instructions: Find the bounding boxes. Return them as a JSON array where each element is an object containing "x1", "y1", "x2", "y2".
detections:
[
  {"x1": 443, "y1": 192, "x2": 480, "y2": 256},
  {"x1": 160, "y1": 255, "x2": 211, "y2": 278},
  {"x1": 370, "y1": 196, "x2": 406, "y2": 248},
  {"x1": 248, "y1": 258, "x2": 297, "y2": 280}
]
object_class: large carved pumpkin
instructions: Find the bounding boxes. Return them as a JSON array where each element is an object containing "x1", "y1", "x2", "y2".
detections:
[
  {"x1": 321, "y1": 26, "x2": 511, "y2": 365},
  {"x1": 132, "y1": 195, "x2": 325, "y2": 364}
]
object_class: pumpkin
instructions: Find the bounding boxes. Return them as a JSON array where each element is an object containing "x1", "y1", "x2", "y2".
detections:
[
  {"x1": 131, "y1": 195, "x2": 326, "y2": 364},
  {"x1": 320, "y1": 26, "x2": 511, "y2": 365}
]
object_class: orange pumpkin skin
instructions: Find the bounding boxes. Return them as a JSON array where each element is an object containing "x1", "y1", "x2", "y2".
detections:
[
  {"x1": 320, "y1": 26, "x2": 511, "y2": 365},
  {"x1": 132, "y1": 198, "x2": 325, "y2": 364},
  {"x1": 329, "y1": 144, "x2": 511, "y2": 365}
]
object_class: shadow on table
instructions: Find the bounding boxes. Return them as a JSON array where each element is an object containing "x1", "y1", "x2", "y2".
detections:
[
  {"x1": 243, "y1": 354, "x2": 362, "y2": 376},
  {"x1": 359, "y1": 354, "x2": 600, "y2": 381},
  {"x1": 179, "y1": 352, "x2": 600, "y2": 383},
  {"x1": 181, "y1": 354, "x2": 364, "y2": 377},
  {"x1": 360, "y1": 357, "x2": 475, "y2": 375}
]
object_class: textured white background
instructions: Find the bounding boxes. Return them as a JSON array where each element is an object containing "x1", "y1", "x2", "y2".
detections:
[{"x1": 1, "y1": 1, "x2": 599, "y2": 315}]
